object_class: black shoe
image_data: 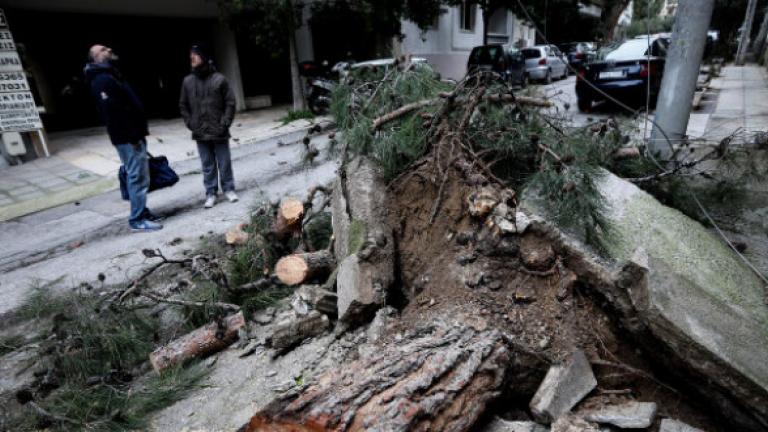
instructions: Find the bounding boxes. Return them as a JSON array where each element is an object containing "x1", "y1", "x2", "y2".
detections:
[{"x1": 141, "y1": 208, "x2": 164, "y2": 222}]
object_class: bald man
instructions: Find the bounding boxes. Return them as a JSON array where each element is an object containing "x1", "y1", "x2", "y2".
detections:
[{"x1": 85, "y1": 44, "x2": 162, "y2": 232}]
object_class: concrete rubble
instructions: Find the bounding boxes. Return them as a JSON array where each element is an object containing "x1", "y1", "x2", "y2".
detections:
[
  {"x1": 331, "y1": 157, "x2": 395, "y2": 324},
  {"x1": 530, "y1": 349, "x2": 597, "y2": 423},
  {"x1": 483, "y1": 418, "x2": 549, "y2": 432},
  {"x1": 582, "y1": 401, "x2": 658, "y2": 429},
  {"x1": 660, "y1": 418, "x2": 706, "y2": 432}
]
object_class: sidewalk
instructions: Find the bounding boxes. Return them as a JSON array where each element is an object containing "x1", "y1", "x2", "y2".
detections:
[
  {"x1": 0, "y1": 105, "x2": 321, "y2": 221},
  {"x1": 703, "y1": 64, "x2": 768, "y2": 142}
]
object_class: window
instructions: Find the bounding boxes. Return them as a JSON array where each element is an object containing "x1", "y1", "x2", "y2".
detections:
[{"x1": 459, "y1": 1, "x2": 476, "y2": 32}]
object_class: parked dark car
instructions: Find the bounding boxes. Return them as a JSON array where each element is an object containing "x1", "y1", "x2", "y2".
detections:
[
  {"x1": 467, "y1": 44, "x2": 528, "y2": 87},
  {"x1": 559, "y1": 41, "x2": 596, "y2": 70},
  {"x1": 575, "y1": 35, "x2": 670, "y2": 112}
]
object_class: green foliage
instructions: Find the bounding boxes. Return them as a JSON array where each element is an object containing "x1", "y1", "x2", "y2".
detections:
[
  {"x1": 227, "y1": 203, "x2": 282, "y2": 288},
  {"x1": 17, "y1": 277, "x2": 67, "y2": 321},
  {"x1": 13, "y1": 286, "x2": 206, "y2": 431},
  {"x1": 239, "y1": 285, "x2": 294, "y2": 316},
  {"x1": 626, "y1": 15, "x2": 674, "y2": 38},
  {"x1": 280, "y1": 109, "x2": 315, "y2": 125},
  {"x1": 0, "y1": 335, "x2": 24, "y2": 356},
  {"x1": 304, "y1": 211, "x2": 333, "y2": 250},
  {"x1": 218, "y1": 0, "x2": 302, "y2": 54}
]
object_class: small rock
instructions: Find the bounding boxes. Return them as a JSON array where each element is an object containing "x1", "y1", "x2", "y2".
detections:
[
  {"x1": 551, "y1": 415, "x2": 600, "y2": 432},
  {"x1": 457, "y1": 252, "x2": 478, "y2": 266},
  {"x1": 290, "y1": 294, "x2": 311, "y2": 316},
  {"x1": 514, "y1": 284, "x2": 537, "y2": 303},
  {"x1": 659, "y1": 419, "x2": 705, "y2": 432},
  {"x1": 520, "y1": 238, "x2": 555, "y2": 271},
  {"x1": 465, "y1": 272, "x2": 485, "y2": 288},
  {"x1": 530, "y1": 349, "x2": 598, "y2": 424},
  {"x1": 265, "y1": 370, "x2": 278, "y2": 378},
  {"x1": 456, "y1": 231, "x2": 475, "y2": 246},
  {"x1": 468, "y1": 186, "x2": 500, "y2": 218},
  {"x1": 557, "y1": 271, "x2": 578, "y2": 301},
  {"x1": 367, "y1": 306, "x2": 397, "y2": 343},
  {"x1": 538, "y1": 337, "x2": 550, "y2": 349},
  {"x1": 582, "y1": 401, "x2": 657, "y2": 429},
  {"x1": 515, "y1": 211, "x2": 532, "y2": 233},
  {"x1": 488, "y1": 280, "x2": 503, "y2": 291},
  {"x1": 482, "y1": 417, "x2": 548, "y2": 432}
]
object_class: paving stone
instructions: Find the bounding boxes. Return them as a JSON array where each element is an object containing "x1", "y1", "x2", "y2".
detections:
[
  {"x1": 582, "y1": 401, "x2": 657, "y2": 429},
  {"x1": 44, "y1": 183, "x2": 75, "y2": 192},
  {"x1": 482, "y1": 417, "x2": 549, "y2": 432},
  {"x1": 7, "y1": 186, "x2": 39, "y2": 196},
  {"x1": 659, "y1": 419, "x2": 705, "y2": 432},
  {"x1": 12, "y1": 191, "x2": 45, "y2": 201},
  {"x1": 530, "y1": 349, "x2": 597, "y2": 424}
]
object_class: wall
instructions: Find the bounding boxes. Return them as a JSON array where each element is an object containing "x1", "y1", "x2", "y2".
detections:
[{"x1": 400, "y1": 6, "x2": 535, "y2": 80}]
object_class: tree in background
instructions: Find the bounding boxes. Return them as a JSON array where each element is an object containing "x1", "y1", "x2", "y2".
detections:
[
  {"x1": 218, "y1": 0, "x2": 308, "y2": 111},
  {"x1": 625, "y1": 0, "x2": 673, "y2": 38}
]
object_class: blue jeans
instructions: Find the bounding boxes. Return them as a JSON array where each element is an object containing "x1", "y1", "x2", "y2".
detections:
[
  {"x1": 115, "y1": 140, "x2": 149, "y2": 225},
  {"x1": 197, "y1": 139, "x2": 235, "y2": 197}
]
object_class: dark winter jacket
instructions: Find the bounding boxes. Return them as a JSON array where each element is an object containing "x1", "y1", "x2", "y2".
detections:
[
  {"x1": 179, "y1": 66, "x2": 236, "y2": 142},
  {"x1": 84, "y1": 62, "x2": 148, "y2": 145}
]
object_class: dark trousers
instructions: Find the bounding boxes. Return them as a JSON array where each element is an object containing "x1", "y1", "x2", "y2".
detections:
[{"x1": 196, "y1": 139, "x2": 235, "y2": 196}]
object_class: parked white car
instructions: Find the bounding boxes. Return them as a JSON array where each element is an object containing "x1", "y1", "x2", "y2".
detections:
[{"x1": 521, "y1": 45, "x2": 568, "y2": 83}]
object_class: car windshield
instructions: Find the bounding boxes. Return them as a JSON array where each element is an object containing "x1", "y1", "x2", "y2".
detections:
[{"x1": 522, "y1": 48, "x2": 542, "y2": 59}]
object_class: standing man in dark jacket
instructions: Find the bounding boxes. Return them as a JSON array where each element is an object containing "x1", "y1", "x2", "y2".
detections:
[
  {"x1": 85, "y1": 44, "x2": 162, "y2": 232},
  {"x1": 180, "y1": 45, "x2": 238, "y2": 209}
]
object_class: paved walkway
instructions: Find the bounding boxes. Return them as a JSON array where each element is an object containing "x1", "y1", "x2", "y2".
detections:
[
  {"x1": 704, "y1": 64, "x2": 768, "y2": 143},
  {"x1": 0, "y1": 105, "x2": 321, "y2": 221}
]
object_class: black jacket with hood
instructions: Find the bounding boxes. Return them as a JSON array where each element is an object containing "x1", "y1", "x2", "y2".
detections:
[
  {"x1": 179, "y1": 65, "x2": 236, "y2": 142},
  {"x1": 84, "y1": 62, "x2": 149, "y2": 145}
]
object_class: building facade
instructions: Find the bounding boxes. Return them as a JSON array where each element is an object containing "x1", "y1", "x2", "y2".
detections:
[{"x1": 398, "y1": 5, "x2": 536, "y2": 80}]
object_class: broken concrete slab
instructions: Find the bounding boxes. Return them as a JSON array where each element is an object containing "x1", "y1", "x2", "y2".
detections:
[
  {"x1": 482, "y1": 417, "x2": 549, "y2": 432},
  {"x1": 530, "y1": 350, "x2": 597, "y2": 424},
  {"x1": 336, "y1": 255, "x2": 387, "y2": 324},
  {"x1": 523, "y1": 171, "x2": 768, "y2": 430},
  {"x1": 582, "y1": 401, "x2": 657, "y2": 429},
  {"x1": 331, "y1": 157, "x2": 395, "y2": 325},
  {"x1": 659, "y1": 418, "x2": 706, "y2": 432}
]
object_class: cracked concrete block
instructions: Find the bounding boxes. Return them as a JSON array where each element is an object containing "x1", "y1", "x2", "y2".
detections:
[
  {"x1": 583, "y1": 401, "x2": 657, "y2": 429},
  {"x1": 337, "y1": 255, "x2": 386, "y2": 324},
  {"x1": 659, "y1": 418, "x2": 706, "y2": 432},
  {"x1": 551, "y1": 415, "x2": 600, "y2": 432},
  {"x1": 530, "y1": 350, "x2": 597, "y2": 423},
  {"x1": 482, "y1": 417, "x2": 549, "y2": 432}
]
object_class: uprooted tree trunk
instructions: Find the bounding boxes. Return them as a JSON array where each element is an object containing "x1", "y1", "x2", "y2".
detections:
[{"x1": 244, "y1": 322, "x2": 513, "y2": 432}]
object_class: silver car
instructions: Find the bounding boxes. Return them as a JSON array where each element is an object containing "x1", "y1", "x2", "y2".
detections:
[{"x1": 522, "y1": 45, "x2": 568, "y2": 83}]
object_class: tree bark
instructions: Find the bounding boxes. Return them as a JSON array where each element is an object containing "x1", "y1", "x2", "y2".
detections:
[
  {"x1": 737, "y1": 0, "x2": 759, "y2": 65},
  {"x1": 275, "y1": 249, "x2": 336, "y2": 286},
  {"x1": 149, "y1": 312, "x2": 245, "y2": 373},
  {"x1": 274, "y1": 197, "x2": 305, "y2": 238},
  {"x1": 289, "y1": 25, "x2": 307, "y2": 111},
  {"x1": 752, "y1": 7, "x2": 768, "y2": 60},
  {"x1": 243, "y1": 323, "x2": 511, "y2": 432},
  {"x1": 602, "y1": 0, "x2": 632, "y2": 41}
]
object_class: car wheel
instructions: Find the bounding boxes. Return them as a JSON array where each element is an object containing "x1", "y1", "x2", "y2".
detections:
[
  {"x1": 545, "y1": 70, "x2": 552, "y2": 84},
  {"x1": 577, "y1": 97, "x2": 592, "y2": 112}
]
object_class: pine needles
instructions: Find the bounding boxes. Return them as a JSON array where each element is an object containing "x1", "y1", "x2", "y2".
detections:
[{"x1": 330, "y1": 64, "x2": 626, "y2": 249}]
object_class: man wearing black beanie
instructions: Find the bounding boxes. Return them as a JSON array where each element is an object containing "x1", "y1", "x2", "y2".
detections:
[{"x1": 180, "y1": 44, "x2": 238, "y2": 208}]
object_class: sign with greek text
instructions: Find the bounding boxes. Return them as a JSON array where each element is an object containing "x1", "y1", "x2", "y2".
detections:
[{"x1": 0, "y1": 9, "x2": 42, "y2": 132}]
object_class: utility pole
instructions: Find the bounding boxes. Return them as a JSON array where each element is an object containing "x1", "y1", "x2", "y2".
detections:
[
  {"x1": 736, "y1": 0, "x2": 759, "y2": 65},
  {"x1": 649, "y1": 0, "x2": 715, "y2": 159},
  {"x1": 752, "y1": 7, "x2": 768, "y2": 61}
]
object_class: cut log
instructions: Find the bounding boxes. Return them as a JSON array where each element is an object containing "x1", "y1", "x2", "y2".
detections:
[
  {"x1": 273, "y1": 198, "x2": 305, "y2": 238},
  {"x1": 244, "y1": 322, "x2": 511, "y2": 432},
  {"x1": 275, "y1": 250, "x2": 336, "y2": 286},
  {"x1": 149, "y1": 311, "x2": 245, "y2": 373}
]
